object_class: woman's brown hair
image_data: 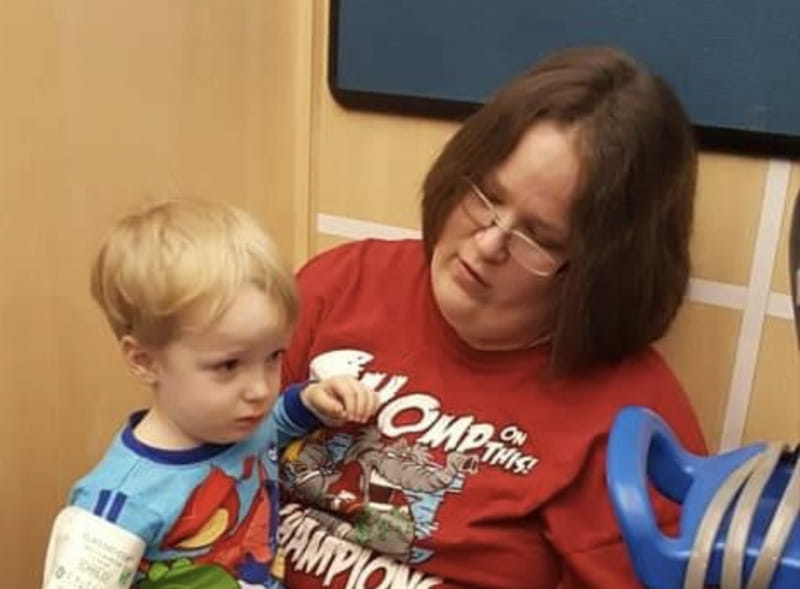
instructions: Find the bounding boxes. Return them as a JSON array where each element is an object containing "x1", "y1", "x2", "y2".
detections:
[{"x1": 421, "y1": 47, "x2": 697, "y2": 376}]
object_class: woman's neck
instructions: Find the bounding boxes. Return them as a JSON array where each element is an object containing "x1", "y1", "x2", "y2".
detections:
[{"x1": 452, "y1": 320, "x2": 552, "y2": 352}]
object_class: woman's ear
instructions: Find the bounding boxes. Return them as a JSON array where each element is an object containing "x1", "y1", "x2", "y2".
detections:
[{"x1": 120, "y1": 335, "x2": 159, "y2": 386}]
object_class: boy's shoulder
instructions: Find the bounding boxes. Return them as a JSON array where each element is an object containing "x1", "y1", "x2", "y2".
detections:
[
  {"x1": 67, "y1": 428, "x2": 164, "y2": 537},
  {"x1": 89, "y1": 420, "x2": 264, "y2": 470},
  {"x1": 69, "y1": 418, "x2": 277, "y2": 524},
  {"x1": 71, "y1": 427, "x2": 146, "y2": 493},
  {"x1": 73, "y1": 414, "x2": 279, "y2": 491}
]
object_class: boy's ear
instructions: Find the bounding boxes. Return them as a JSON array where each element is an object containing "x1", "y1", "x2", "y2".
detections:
[{"x1": 120, "y1": 335, "x2": 159, "y2": 386}]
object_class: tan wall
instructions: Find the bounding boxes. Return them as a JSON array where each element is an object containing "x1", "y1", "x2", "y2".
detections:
[
  {"x1": 2, "y1": 1, "x2": 798, "y2": 586},
  {"x1": 0, "y1": 1, "x2": 314, "y2": 584}
]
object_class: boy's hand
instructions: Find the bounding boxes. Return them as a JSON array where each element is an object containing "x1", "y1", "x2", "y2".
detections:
[{"x1": 300, "y1": 376, "x2": 379, "y2": 426}]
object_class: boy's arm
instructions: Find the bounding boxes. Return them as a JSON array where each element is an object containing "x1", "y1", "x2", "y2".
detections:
[
  {"x1": 42, "y1": 506, "x2": 145, "y2": 589},
  {"x1": 270, "y1": 377, "x2": 379, "y2": 448},
  {"x1": 270, "y1": 383, "x2": 322, "y2": 449},
  {"x1": 43, "y1": 483, "x2": 163, "y2": 588}
]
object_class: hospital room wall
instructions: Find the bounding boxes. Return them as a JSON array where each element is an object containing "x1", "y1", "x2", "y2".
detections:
[
  {"x1": 0, "y1": 2, "x2": 796, "y2": 586},
  {"x1": 0, "y1": 1, "x2": 313, "y2": 584}
]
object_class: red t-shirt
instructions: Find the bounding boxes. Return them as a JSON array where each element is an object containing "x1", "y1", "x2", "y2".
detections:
[{"x1": 279, "y1": 239, "x2": 706, "y2": 589}]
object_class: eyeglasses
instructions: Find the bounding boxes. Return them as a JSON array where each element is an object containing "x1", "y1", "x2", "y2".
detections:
[{"x1": 460, "y1": 176, "x2": 563, "y2": 277}]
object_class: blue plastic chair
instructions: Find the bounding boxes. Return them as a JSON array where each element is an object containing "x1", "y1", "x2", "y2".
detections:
[{"x1": 607, "y1": 406, "x2": 799, "y2": 589}]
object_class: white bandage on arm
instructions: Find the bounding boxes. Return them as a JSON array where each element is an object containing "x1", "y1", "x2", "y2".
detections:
[{"x1": 42, "y1": 506, "x2": 146, "y2": 589}]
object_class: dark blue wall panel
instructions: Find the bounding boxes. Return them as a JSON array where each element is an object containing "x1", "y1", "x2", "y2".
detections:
[{"x1": 331, "y1": 0, "x2": 800, "y2": 156}]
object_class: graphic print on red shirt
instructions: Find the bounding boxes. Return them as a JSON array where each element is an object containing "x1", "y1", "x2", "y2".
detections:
[
  {"x1": 279, "y1": 347, "x2": 542, "y2": 588},
  {"x1": 277, "y1": 240, "x2": 707, "y2": 589}
]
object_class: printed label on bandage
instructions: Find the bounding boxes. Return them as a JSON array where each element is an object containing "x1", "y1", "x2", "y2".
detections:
[{"x1": 43, "y1": 506, "x2": 145, "y2": 589}]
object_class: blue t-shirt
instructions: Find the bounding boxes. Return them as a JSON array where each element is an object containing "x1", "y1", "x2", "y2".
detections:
[{"x1": 69, "y1": 383, "x2": 318, "y2": 588}]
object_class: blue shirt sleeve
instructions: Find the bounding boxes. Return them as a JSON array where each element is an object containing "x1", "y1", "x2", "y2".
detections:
[
  {"x1": 269, "y1": 382, "x2": 321, "y2": 449},
  {"x1": 69, "y1": 486, "x2": 163, "y2": 544}
]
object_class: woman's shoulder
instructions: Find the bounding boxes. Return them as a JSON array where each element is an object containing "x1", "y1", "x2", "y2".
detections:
[
  {"x1": 615, "y1": 346, "x2": 677, "y2": 381},
  {"x1": 554, "y1": 348, "x2": 690, "y2": 431},
  {"x1": 298, "y1": 238, "x2": 424, "y2": 281},
  {"x1": 602, "y1": 346, "x2": 706, "y2": 451}
]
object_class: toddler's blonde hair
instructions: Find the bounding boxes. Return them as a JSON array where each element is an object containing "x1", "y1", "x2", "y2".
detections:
[{"x1": 91, "y1": 198, "x2": 298, "y2": 347}]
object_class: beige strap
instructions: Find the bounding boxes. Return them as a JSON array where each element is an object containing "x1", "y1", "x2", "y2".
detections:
[
  {"x1": 683, "y1": 453, "x2": 762, "y2": 589},
  {"x1": 721, "y1": 443, "x2": 785, "y2": 588},
  {"x1": 745, "y1": 455, "x2": 800, "y2": 589}
]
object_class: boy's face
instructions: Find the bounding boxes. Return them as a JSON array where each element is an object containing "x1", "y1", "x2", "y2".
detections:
[{"x1": 139, "y1": 283, "x2": 291, "y2": 447}]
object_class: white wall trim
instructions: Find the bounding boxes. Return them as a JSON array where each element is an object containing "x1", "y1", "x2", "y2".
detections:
[
  {"x1": 766, "y1": 292, "x2": 795, "y2": 321},
  {"x1": 687, "y1": 278, "x2": 747, "y2": 310},
  {"x1": 719, "y1": 160, "x2": 791, "y2": 451},
  {"x1": 317, "y1": 213, "x2": 421, "y2": 241}
]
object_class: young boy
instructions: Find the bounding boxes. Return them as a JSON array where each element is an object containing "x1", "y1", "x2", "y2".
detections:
[{"x1": 42, "y1": 199, "x2": 377, "y2": 589}]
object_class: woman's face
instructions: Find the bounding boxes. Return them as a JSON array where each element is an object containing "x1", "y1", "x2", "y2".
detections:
[{"x1": 430, "y1": 121, "x2": 581, "y2": 350}]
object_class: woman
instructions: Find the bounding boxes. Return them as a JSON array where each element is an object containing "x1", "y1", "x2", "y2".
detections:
[{"x1": 278, "y1": 47, "x2": 706, "y2": 589}]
